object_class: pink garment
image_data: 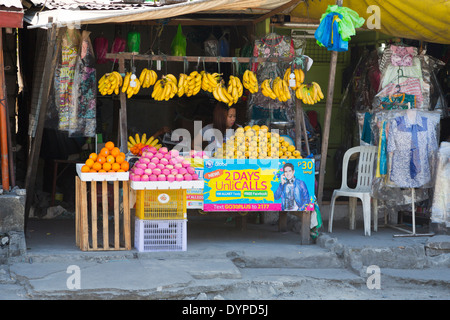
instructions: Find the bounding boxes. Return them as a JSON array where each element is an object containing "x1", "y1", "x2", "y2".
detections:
[
  {"x1": 377, "y1": 78, "x2": 424, "y2": 109},
  {"x1": 391, "y1": 45, "x2": 414, "y2": 67}
]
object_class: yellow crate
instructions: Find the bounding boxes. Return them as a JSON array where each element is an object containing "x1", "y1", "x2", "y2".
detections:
[{"x1": 135, "y1": 189, "x2": 187, "y2": 220}]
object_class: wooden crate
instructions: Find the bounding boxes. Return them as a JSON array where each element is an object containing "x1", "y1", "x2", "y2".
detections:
[{"x1": 75, "y1": 176, "x2": 131, "y2": 251}]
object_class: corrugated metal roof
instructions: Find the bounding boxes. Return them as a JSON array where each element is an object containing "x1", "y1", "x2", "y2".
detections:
[{"x1": 0, "y1": 0, "x2": 23, "y2": 9}]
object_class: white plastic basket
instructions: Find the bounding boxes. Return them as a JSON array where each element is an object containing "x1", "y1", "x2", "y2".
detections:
[{"x1": 134, "y1": 218, "x2": 187, "y2": 252}]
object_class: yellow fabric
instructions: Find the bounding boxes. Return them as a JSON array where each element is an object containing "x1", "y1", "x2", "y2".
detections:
[{"x1": 291, "y1": 0, "x2": 450, "y2": 44}]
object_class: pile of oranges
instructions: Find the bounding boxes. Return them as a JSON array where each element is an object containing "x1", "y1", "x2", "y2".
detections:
[{"x1": 81, "y1": 141, "x2": 130, "y2": 173}]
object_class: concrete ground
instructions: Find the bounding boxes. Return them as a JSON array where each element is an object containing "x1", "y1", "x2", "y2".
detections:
[{"x1": 1, "y1": 204, "x2": 449, "y2": 301}]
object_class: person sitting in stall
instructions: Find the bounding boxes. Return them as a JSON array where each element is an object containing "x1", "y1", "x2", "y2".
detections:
[{"x1": 192, "y1": 102, "x2": 240, "y2": 155}]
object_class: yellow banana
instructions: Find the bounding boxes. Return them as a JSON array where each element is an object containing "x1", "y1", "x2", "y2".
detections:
[
  {"x1": 122, "y1": 72, "x2": 131, "y2": 93},
  {"x1": 139, "y1": 68, "x2": 147, "y2": 86},
  {"x1": 132, "y1": 78, "x2": 141, "y2": 95},
  {"x1": 150, "y1": 138, "x2": 158, "y2": 146},
  {"x1": 212, "y1": 85, "x2": 221, "y2": 101},
  {"x1": 312, "y1": 81, "x2": 324, "y2": 99},
  {"x1": 129, "y1": 135, "x2": 136, "y2": 145},
  {"x1": 141, "y1": 133, "x2": 147, "y2": 145},
  {"x1": 146, "y1": 136, "x2": 154, "y2": 145},
  {"x1": 152, "y1": 80, "x2": 163, "y2": 99}
]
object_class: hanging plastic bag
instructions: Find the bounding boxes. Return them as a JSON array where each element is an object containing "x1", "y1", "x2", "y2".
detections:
[
  {"x1": 127, "y1": 30, "x2": 141, "y2": 53},
  {"x1": 109, "y1": 35, "x2": 126, "y2": 61},
  {"x1": 314, "y1": 12, "x2": 348, "y2": 52},
  {"x1": 94, "y1": 35, "x2": 108, "y2": 64},
  {"x1": 204, "y1": 33, "x2": 218, "y2": 56},
  {"x1": 218, "y1": 30, "x2": 230, "y2": 57},
  {"x1": 171, "y1": 24, "x2": 186, "y2": 56}
]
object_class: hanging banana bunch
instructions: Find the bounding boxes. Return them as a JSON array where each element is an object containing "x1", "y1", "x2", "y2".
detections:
[
  {"x1": 272, "y1": 77, "x2": 291, "y2": 102},
  {"x1": 242, "y1": 70, "x2": 258, "y2": 93},
  {"x1": 177, "y1": 73, "x2": 188, "y2": 97},
  {"x1": 261, "y1": 79, "x2": 277, "y2": 100},
  {"x1": 120, "y1": 72, "x2": 142, "y2": 98},
  {"x1": 284, "y1": 67, "x2": 305, "y2": 90},
  {"x1": 184, "y1": 71, "x2": 202, "y2": 97},
  {"x1": 201, "y1": 72, "x2": 221, "y2": 93},
  {"x1": 226, "y1": 75, "x2": 243, "y2": 105},
  {"x1": 98, "y1": 71, "x2": 123, "y2": 96},
  {"x1": 151, "y1": 74, "x2": 178, "y2": 101},
  {"x1": 295, "y1": 82, "x2": 324, "y2": 105},
  {"x1": 212, "y1": 80, "x2": 234, "y2": 106},
  {"x1": 139, "y1": 68, "x2": 158, "y2": 88}
]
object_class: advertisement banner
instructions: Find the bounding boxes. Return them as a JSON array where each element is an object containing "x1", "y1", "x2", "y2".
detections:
[{"x1": 203, "y1": 159, "x2": 315, "y2": 212}]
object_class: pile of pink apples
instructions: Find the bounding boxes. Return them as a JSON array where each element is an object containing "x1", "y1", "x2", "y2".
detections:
[{"x1": 130, "y1": 147, "x2": 199, "y2": 182}]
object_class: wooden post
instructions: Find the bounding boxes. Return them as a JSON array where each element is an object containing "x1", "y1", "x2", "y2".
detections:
[
  {"x1": 24, "y1": 25, "x2": 60, "y2": 230},
  {"x1": 294, "y1": 99, "x2": 303, "y2": 153},
  {"x1": 317, "y1": 51, "x2": 338, "y2": 204},
  {"x1": 0, "y1": 28, "x2": 10, "y2": 191},
  {"x1": 317, "y1": 1, "x2": 343, "y2": 205},
  {"x1": 301, "y1": 211, "x2": 311, "y2": 245},
  {"x1": 118, "y1": 57, "x2": 128, "y2": 153}
]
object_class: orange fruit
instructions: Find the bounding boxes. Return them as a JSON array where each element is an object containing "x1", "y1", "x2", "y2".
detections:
[
  {"x1": 89, "y1": 169, "x2": 97, "y2": 173},
  {"x1": 108, "y1": 170, "x2": 115, "y2": 173},
  {"x1": 81, "y1": 165, "x2": 90, "y2": 173},
  {"x1": 110, "y1": 147, "x2": 120, "y2": 158},
  {"x1": 115, "y1": 155, "x2": 125, "y2": 164},
  {"x1": 120, "y1": 161, "x2": 129, "y2": 171},
  {"x1": 119, "y1": 152, "x2": 126, "y2": 159},
  {"x1": 102, "y1": 162, "x2": 112, "y2": 171},
  {"x1": 85, "y1": 158, "x2": 94, "y2": 168},
  {"x1": 117, "y1": 169, "x2": 125, "y2": 172},
  {"x1": 92, "y1": 162, "x2": 102, "y2": 171},
  {"x1": 106, "y1": 155, "x2": 115, "y2": 164},
  {"x1": 100, "y1": 147, "x2": 109, "y2": 157},
  {"x1": 97, "y1": 156, "x2": 106, "y2": 164},
  {"x1": 98, "y1": 169, "x2": 106, "y2": 173},
  {"x1": 112, "y1": 163, "x2": 121, "y2": 172},
  {"x1": 105, "y1": 141, "x2": 115, "y2": 151},
  {"x1": 89, "y1": 153, "x2": 98, "y2": 162}
]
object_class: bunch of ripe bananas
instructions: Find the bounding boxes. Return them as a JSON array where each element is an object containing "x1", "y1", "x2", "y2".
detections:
[
  {"x1": 260, "y1": 77, "x2": 291, "y2": 102},
  {"x1": 283, "y1": 67, "x2": 305, "y2": 90},
  {"x1": 201, "y1": 72, "x2": 221, "y2": 93},
  {"x1": 128, "y1": 133, "x2": 161, "y2": 155},
  {"x1": 98, "y1": 71, "x2": 122, "y2": 96},
  {"x1": 295, "y1": 82, "x2": 324, "y2": 105},
  {"x1": 226, "y1": 75, "x2": 243, "y2": 105},
  {"x1": 182, "y1": 71, "x2": 202, "y2": 97},
  {"x1": 272, "y1": 77, "x2": 291, "y2": 102},
  {"x1": 151, "y1": 74, "x2": 178, "y2": 101},
  {"x1": 242, "y1": 70, "x2": 258, "y2": 94},
  {"x1": 122, "y1": 72, "x2": 141, "y2": 99},
  {"x1": 138, "y1": 68, "x2": 158, "y2": 88}
]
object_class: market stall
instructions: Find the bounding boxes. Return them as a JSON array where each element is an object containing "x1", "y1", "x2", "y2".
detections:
[{"x1": 75, "y1": 47, "x2": 324, "y2": 250}]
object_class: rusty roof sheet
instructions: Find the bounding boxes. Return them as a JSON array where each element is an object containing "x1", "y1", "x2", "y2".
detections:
[{"x1": 27, "y1": 0, "x2": 155, "y2": 10}]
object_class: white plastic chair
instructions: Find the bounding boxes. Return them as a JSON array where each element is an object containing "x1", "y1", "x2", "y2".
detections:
[{"x1": 328, "y1": 146, "x2": 378, "y2": 236}]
